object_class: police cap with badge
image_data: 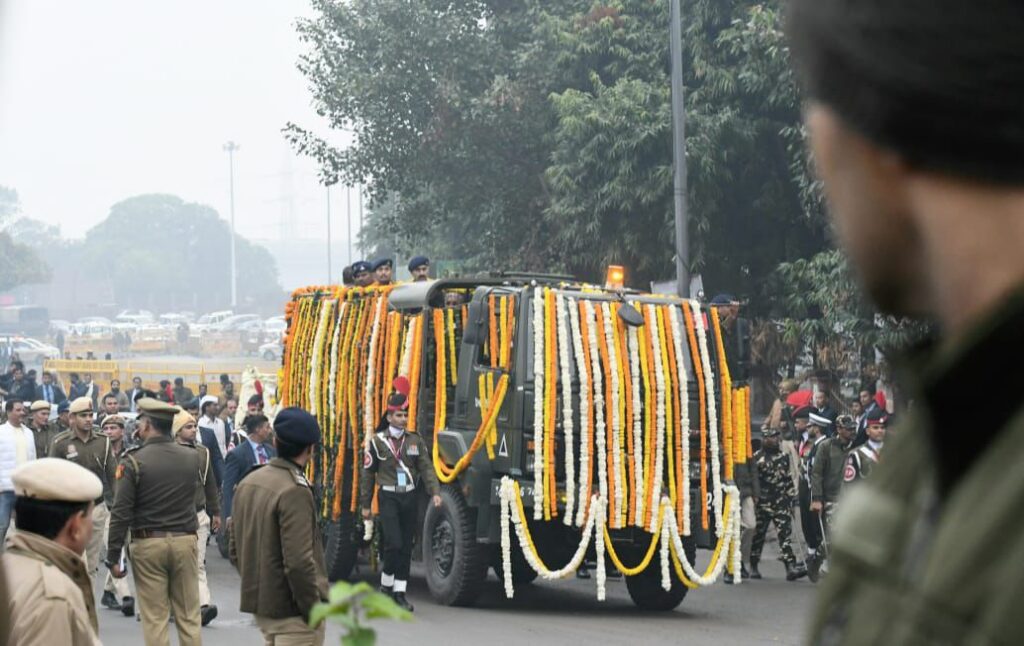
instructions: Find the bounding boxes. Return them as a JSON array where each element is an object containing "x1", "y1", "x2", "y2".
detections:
[
  {"x1": 69, "y1": 397, "x2": 93, "y2": 415},
  {"x1": 135, "y1": 398, "x2": 180, "y2": 423},
  {"x1": 350, "y1": 260, "x2": 372, "y2": 276},
  {"x1": 865, "y1": 407, "x2": 889, "y2": 426},
  {"x1": 407, "y1": 255, "x2": 429, "y2": 272},
  {"x1": 808, "y1": 412, "x2": 832, "y2": 429},
  {"x1": 372, "y1": 258, "x2": 393, "y2": 272},
  {"x1": 30, "y1": 400, "x2": 51, "y2": 413}
]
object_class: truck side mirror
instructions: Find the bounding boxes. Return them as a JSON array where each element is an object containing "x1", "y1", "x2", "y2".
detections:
[
  {"x1": 462, "y1": 298, "x2": 487, "y2": 345},
  {"x1": 617, "y1": 301, "x2": 644, "y2": 328}
]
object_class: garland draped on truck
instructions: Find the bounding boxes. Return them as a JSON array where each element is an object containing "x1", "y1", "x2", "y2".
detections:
[{"x1": 280, "y1": 284, "x2": 751, "y2": 599}]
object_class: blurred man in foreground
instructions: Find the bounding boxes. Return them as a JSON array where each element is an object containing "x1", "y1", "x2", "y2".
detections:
[{"x1": 788, "y1": 1, "x2": 1024, "y2": 641}]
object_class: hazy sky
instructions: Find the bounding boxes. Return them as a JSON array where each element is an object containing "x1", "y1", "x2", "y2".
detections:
[{"x1": 0, "y1": 0, "x2": 358, "y2": 245}]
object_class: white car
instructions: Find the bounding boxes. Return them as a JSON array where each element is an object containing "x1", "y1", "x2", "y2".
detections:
[
  {"x1": 0, "y1": 336, "x2": 60, "y2": 364},
  {"x1": 193, "y1": 310, "x2": 234, "y2": 331},
  {"x1": 259, "y1": 339, "x2": 282, "y2": 362},
  {"x1": 264, "y1": 317, "x2": 286, "y2": 335}
]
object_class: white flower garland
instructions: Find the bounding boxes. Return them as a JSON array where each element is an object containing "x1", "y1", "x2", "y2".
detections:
[
  {"x1": 327, "y1": 300, "x2": 345, "y2": 443},
  {"x1": 363, "y1": 519, "x2": 374, "y2": 542},
  {"x1": 689, "y1": 300, "x2": 722, "y2": 532},
  {"x1": 568, "y1": 297, "x2": 591, "y2": 528},
  {"x1": 601, "y1": 302, "x2": 624, "y2": 528},
  {"x1": 584, "y1": 301, "x2": 608, "y2": 515},
  {"x1": 595, "y1": 493, "x2": 607, "y2": 601},
  {"x1": 646, "y1": 304, "x2": 667, "y2": 534},
  {"x1": 660, "y1": 504, "x2": 672, "y2": 591},
  {"x1": 555, "y1": 291, "x2": 576, "y2": 526},
  {"x1": 628, "y1": 326, "x2": 645, "y2": 528},
  {"x1": 397, "y1": 315, "x2": 416, "y2": 379},
  {"x1": 663, "y1": 484, "x2": 740, "y2": 586},
  {"x1": 308, "y1": 300, "x2": 333, "y2": 415},
  {"x1": 499, "y1": 478, "x2": 598, "y2": 593},
  {"x1": 667, "y1": 305, "x2": 691, "y2": 536},
  {"x1": 362, "y1": 295, "x2": 386, "y2": 434},
  {"x1": 532, "y1": 287, "x2": 546, "y2": 519}
]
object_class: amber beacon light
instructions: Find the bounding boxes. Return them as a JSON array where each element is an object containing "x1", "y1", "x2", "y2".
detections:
[{"x1": 605, "y1": 265, "x2": 625, "y2": 290}]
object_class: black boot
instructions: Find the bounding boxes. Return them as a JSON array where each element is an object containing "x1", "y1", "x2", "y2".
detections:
[
  {"x1": 741, "y1": 564, "x2": 750, "y2": 580},
  {"x1": 785, "y1": 561, "x2": 808, "y2": 581},
  {"x1": 749, "y1": 559, "x2": 762, "y2": 580},
  {"x1": 101, "y1": 590, "x2": 121, "y2": 610},
  {"x1": 576, "y1": 566, "x2": 591, "y2": 580},
  {"x1": 724, "y1": 572, "x2": 735, "y2": 585},
  {"x1": 200, "y1": 604, "x2": 218, "y2": 626},
  {"x1": 380, "y1": 584, "x2": 393, "y2": 595},
  {"x1": 121, "y1": 596, "x2": 135, "y2": 618},
  {"x1": 392, "y1": 592, "x2": 414, "y2": 612}
]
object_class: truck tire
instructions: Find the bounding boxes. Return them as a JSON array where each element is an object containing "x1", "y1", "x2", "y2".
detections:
[
  {"x1": 490, "y1": 543, "x2": 539, "y2": 585},
  {"x1": 324, "y1": 512, "x2": 359, "y2": 582},
  {"x1": 423, "y1": 485, "x2": 488, "y2": 606},
  {"x1": 624, "y1": 536, "x2": 696, "y2": 612}
]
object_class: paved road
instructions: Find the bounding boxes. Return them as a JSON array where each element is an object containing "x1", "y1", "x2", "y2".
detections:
[{"x1": 97, "y1": 543, "x2": 815, "y2": 645}]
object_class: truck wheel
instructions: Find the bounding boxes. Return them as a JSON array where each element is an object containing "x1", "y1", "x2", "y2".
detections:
[
  {"x1": 624, "y1": 536, "x2": 695, "y2": 612},
  {"x1": 324, "y1": 512, "x2": 359, "y2": 582},
  {"x1": 423, "y1": 485, "x2": 488, "y2": 606},
  {"x1": 490, "y1": 543, "x2": 539, "y2": 585}
]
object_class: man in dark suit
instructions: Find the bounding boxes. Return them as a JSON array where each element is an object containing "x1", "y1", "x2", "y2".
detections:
[
  {"x1": 218, "y1": 414, "x2": 275, "y2": 559},
  {"x1": 34, "y1": 371, "x2": 66, "y2": 406},
  {"x1": 185, "y1": 397, "x2": 225, "y2": 488},
  {"x1": 126, "y1": 376, "x2": 144, "y2": 413},
  {"x1": 221, "y1": 414, "x2": 275, "y2": 521}
]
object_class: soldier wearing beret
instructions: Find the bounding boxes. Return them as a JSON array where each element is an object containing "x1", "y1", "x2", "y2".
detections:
[
  {"x1": 106, "y1": 398, "x2": 203, "y2": 646},
  {"x1": 3, "y1": 458, "x2": 103, "y2": 644},
  {"x1": 360, "y1": 380, "x2": 441, "y2": 612},
  {"x1": 843, "y1": 408, "x2": 887, "y2": 487},
  {"x1": 26, "y1": 400, "x2": 59, "y2": 458},
  {"x1": 230, "y1": 407, "x2": 328, "y2": 646},
  {"x1": 350, "y1": 260, "x2": 374, "y2": 287},
  {"x1": 372, "y1": 258, "x2": 394, "y2": 285},
  {"x1": 408, "y1": 255, "x2": 430, "y2": 282},
  {"x1": 49, "y1": 397, "x2": 116, "y2": 579},
  {"x1": 172, "y1": 409, "x2": 222, "y2": 627}
]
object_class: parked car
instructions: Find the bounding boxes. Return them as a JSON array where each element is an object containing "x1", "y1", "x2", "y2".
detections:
[
  {"x1": 258, "y1": 339, "x2": 282, "y2": 362},
  {"x1": 193, "y1": 310, "x2": 234, "y2": 331},
  {"x1": 0, "y1": 336, "x2": 61, "y2": 365},
  {"x1": 212, "y1": 314, "x2": 260, "y2": 332},
  {"x1": 263, "y1": 317, "x2": 287, "y2": 335}
]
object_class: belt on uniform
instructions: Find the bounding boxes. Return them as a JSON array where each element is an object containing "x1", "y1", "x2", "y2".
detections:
[
  {"x1": 94, "y1": 497, "x2": 105, "y2": 506},
  {"x1": 381, "y1": 485, "x2": 416, "y2": 493},
  {"x1": 131, "y1": 529, "x2": 197, "y2": 539}
]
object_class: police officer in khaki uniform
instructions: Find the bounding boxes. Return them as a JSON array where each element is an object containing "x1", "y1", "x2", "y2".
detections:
[
  {"x1": 230, "y1": 407, "x2": 328, "y2": 646},
  {"x1": 26, "y1": 400, "x2": 60, "y2": 458},
  {"x1": 2, "y1": 458, "x2": 103, "y2": 645},
  {"x1": 106, "y1": 398, "x2": 202, "y2": 646},
  {"x1": 361, "y1": 384, "x2": 441, "y2": 612},
  {"x1": 172, "y1": 409, "x2": 221, "y2": 627},
  {"x1": 50, "y1": 397, "x2": 116, "y2": 578},
  {"x1": 99, "y1": 414, "x2": 136, "y2": 617}
]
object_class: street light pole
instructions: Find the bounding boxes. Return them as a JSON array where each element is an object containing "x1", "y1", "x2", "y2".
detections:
[
  {"x1": 357, "y1": 184, "x2": 364, "y2": 257},
  {"x1": 669, "y1": 0, "x2": 690, "y2": 298},
  {"x1": 326, "y1": 185, "x2": 332, "y2": 284},
  {"x1": 346, "y1": 185, "x2": 353, "y2": 265},
  {"x1": 223, "y1": 141, "x2": 240, "y2": 309}
]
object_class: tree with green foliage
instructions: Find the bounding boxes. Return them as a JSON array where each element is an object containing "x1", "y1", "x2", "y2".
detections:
[
  {"x1": 80, "y1": 194, "x2": 282, "y2": 312},
  {"x1": 0, "y1": 186, "x2": 52, "y2": 291}
]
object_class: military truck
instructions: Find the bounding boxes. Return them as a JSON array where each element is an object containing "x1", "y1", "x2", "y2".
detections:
[{"x1": 278, "y1": 273, "x2": 742, "y2": 611}]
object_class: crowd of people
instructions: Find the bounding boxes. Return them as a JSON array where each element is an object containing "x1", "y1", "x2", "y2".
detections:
[{"x1": 725, "y1": 382, "x2": 890, "y2": 585}]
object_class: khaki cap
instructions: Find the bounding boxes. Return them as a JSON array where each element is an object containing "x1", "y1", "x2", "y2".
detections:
[
  {"x1": 12, "y1": 458, "x2": 102, "y2": 502},
  {"x1": 100, "y1": 414, "x2": 126, "y2": 428},
  {"x1": 68, "y1": 397, "x2": 93, "y2": 414},
  {"x1": 29, "y1": 400, "x2": 51, "y2": 412},
  {"x1": 136, "y1": 397, "x2": 180, "y2": 423},
  {"x1": 172, "y1": 410, "x2": 195, "y2": 436}
]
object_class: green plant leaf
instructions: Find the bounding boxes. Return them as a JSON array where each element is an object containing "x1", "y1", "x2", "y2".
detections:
[
  {"x1": 361, "y1": 592, "x2": 415, "y2": 621},
  {"x1": 342, "y1": 626, "x2": 377, "y2": 646}
]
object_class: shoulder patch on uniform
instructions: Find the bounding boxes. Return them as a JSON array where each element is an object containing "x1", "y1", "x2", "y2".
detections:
[
  {"x1": 843, "y1": 463, "x2": 856, "y2": 482},
  {"x1": 124, "y1": 444, "x2": 143, "y2": 454},
  {"x1": 51, "y1": 430, "x2": 72, "y2": 444},
  {"x1": 292, "y1": 469, "x2": 310, "y2": 488},
  {"x1": 363, "y1": 451, "x2": 373, "y2": 468}
]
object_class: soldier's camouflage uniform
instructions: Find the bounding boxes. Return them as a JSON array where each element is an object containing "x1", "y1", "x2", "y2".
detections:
[{"x1": 751, "y1": 447, "x2": 799, "y2": 566}]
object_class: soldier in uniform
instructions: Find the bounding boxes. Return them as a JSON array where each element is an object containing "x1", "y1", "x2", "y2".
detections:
[
  {"x1": 808, "y1": 413, "x2": 857, "y2": 581},
  {"x1": 351, "y1": 260, "x2": 374, "y2": 287},
  {"x1": 49, "y1": 397, "x2": 116, "y2": 578},
  {"x1": 798, "y1": 411, "x2": 829, "y2": 565},
  {"x1": 106, "y1": 398, "x2": 202, "y2": 646},
  {"x1": 55, "y1": 399, "x2": 72, "y2": 435},
  {"x1": 408, "y1": 255, "x2": 430, "y2": 282},
  {"x1": 372, "y1": 257, "x2": 394, "y2": 285},
  {"x1": 229, "y1": 407, "x2": 328, "y2": 646},
  {"x1": 361, "y1": 384, "x2": 442, "y2": 611},
  {"x1": 788, "y1": 2, "x2": 1024, "y2": 641},
  {"x1": 172, "y1": 409, "x2": 222, "y2": 627},
  {"x1": 99, "y1": 413, "x2": 137, "y2": 617},
  {"x1": 2, "y1": 458, "x2": 103, "y2": 644},
  {"x1": 843, "y1": 407, "x2": 886, "y2": 486},
  {"x1": 26, "y1": 400, "x2": 59, "y2": 458},
  {"x1": 750, "y1": 427, "x2": 806, "y2": 581}
]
